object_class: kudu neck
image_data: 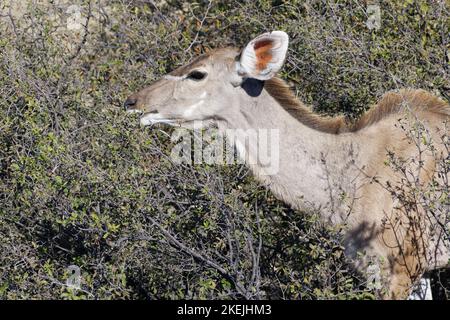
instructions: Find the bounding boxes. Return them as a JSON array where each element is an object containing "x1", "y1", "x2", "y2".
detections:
[{"x1": 217, "y1": 84, "x2": 358, "y2": 218}]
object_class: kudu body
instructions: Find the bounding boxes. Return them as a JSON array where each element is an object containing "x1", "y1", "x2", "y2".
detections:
[{"x1": 125, "y1": 31, "x2": 450, "y2": 299}]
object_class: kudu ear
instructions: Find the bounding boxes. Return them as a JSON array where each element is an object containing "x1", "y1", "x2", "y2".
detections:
[{"x1": 237, "y1": 31, "x2": 289, "y2": 81}]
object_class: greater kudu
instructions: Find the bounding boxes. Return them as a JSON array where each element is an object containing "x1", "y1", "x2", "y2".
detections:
[{"x1": 125, "y1": 31, "x2": 450, "y2": 299}]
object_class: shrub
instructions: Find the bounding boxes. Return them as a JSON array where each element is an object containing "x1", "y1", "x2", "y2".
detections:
[{"x1": 0, "y1": 0, "x2": 448, "y2": 299}]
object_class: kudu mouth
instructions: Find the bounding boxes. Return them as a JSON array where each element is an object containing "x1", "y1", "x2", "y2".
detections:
[
  {"x1": 123, "y1": 96, "x2": 174, "y2": 126},
  {"x1": 124, "y1": 96, "x2": 211, "y2": 127}
]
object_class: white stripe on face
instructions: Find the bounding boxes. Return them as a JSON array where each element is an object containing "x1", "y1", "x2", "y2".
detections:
[
  {"x1": 163, "y1": 75, "x2": 185, "y2": 81},
  {"x1": 183, "y1": 100, "x2": 204, "y2": 118},
  {"x1": 183, "y1": 91, "x2": 207, "y2": 117}
]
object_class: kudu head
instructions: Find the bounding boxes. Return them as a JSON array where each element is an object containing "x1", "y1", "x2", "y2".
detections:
[{"x1": 124, "y1": 31, "x2": 289, "y2": 128}]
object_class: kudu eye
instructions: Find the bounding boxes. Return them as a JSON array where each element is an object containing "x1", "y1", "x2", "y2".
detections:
[{"x1": 186, "y1": 71, "x2": 207, "y2": 81}]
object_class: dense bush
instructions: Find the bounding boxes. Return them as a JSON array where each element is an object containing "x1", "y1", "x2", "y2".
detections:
[{"x1": 0, "y1": 0, "x2": 448, "y2": 299}]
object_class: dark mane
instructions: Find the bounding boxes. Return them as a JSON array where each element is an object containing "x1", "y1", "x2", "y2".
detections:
[{"x1": 264, "y1": 77, "x2": 450, "y2": 134}]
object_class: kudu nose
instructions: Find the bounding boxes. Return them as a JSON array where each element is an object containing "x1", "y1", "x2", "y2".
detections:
[{"x1": 124, "y1": 97, "x2": 137, "y2": 110}]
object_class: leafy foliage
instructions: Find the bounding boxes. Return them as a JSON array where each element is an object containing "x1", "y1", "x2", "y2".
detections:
[{"x1": 0, "y1": 0, "x2": 448, "y2": 299}]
